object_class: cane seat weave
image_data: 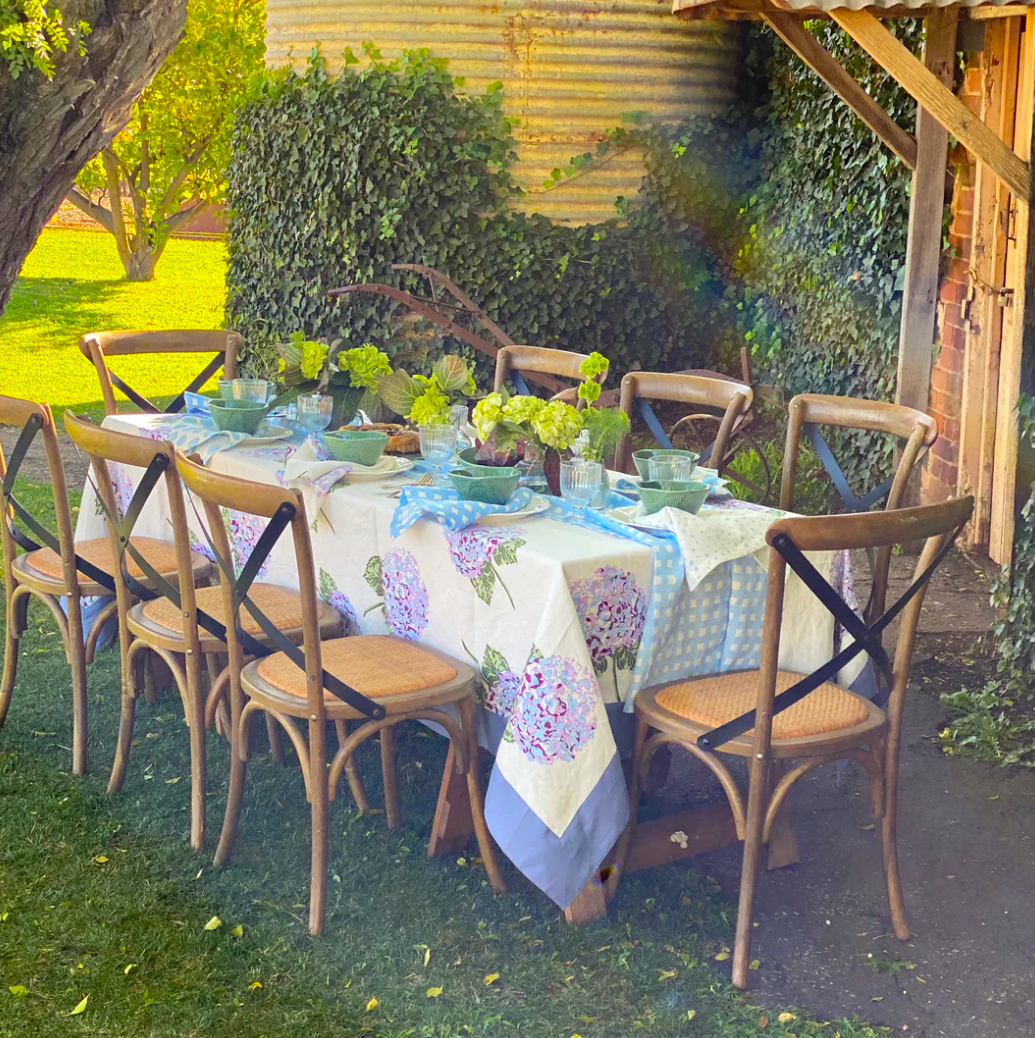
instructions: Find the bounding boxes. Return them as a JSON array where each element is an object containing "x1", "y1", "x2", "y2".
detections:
[
  {"x1": 141, "y1": 583, "x2": 309, "y2": 636},
  {"x1": 655, "y1": 669, "x2": 871, "y2": 741},
  {"x1": 255, "y1": 635, "x2": 457, "y2": 700},
  {"x1": 25, "y1": 536, "x2": 199, "y2": 582}
]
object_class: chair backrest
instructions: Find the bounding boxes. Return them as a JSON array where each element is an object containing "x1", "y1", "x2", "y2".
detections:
[
  {"x1": 79, "y1": 330, "x2": 242, "y2": 416},
  {"x1": 63, "y1": 411, "x2": 205, "y2": 659},
  {"x1": 0, "y1": 396, "x2": 78, "y2": 593},
  {"x1": 615, "y1": 371, "x2": 753, "y2": 474},
  {"x1": 174, "y1": 453, "x2": 383, "y2": 724},
  {"x1": 492, "y1": 345, "x2": 607, "y2": 407},
  {"x1": 698, "y1": 496, "x2": 973, "y2": 758},
  {"x1": 781, "y1": 394, "x2": 939, "y2": 622}
]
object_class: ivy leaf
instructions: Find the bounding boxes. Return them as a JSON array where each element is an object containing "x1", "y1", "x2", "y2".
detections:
[{"x1": 363, "y1": 556, "x2": 384, "y2": 597}]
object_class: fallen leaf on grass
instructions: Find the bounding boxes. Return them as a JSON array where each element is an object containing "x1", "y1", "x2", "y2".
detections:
[
  {"x1": 714, "y1": 951, "x2": 730, "y2": 962},
  {"x1": 70, "y1": 995, "x2": 89, "y2": 1015},
  {"x1": 426, "y1": 986, "x2": 443, "y2": 998},
  {"x1": 123, "y1": 964, "x2": 137, "y2": 975},
  {"x1": 248, "y1": 982, "x2": 262, "y2": 991},
  {"x1": 758, "y1": 1015, "x2": 769, "y2": 1028},
  {"x1": 687, "y1": 1009, "x2": 696, "y2": 1021},
  {"x1": 8, "y1": 985, "x2": 27, "y2": 997},
  {"x1": 93, "y1": 855, "x2": 109, "y2": 864},
  {"x1": 231, "y1": 925, "x2": 244, "y2": 938},
  {"x1": 859, "y1": 824, "x2": 876, "y2": 831},
  {"x1": 483, "y1": 973, "x2": 500, "y2": 986},
  {"x1": 204, "y1": 916, "x2": 222, "y2": 931},
  {"x1": 658, "y1": 969, "x2": 677, "y2": 982},
  {"x1": 749, "y1": 960, "x2": 760, "y2": 971},
  {"x1": 423, "y1": 948, "x2": 431, "y2": 967},
  {"x1": 872, "y1": 996, "x2": 884, "y2": 1002},
  {"x1": 365, "y1": 997, "x2": 378, "y2": 1011},
  {"x1": 778, "y1": 1013, "x2": 796, "y2": 1024}
]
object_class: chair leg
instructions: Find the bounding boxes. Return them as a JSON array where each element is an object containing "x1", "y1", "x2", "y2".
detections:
[
  {"x1": 881, "y1": 743, "x2": 910, "y2": 940},
  {"x1": 185, "y1": 652, "x2": 207, "y2": 852},
  {"x1": 336, "y1": 720, "x2": 370, "y2": 813},
  {"x1": 65, "y1": 599, "x2": 89, "y2": 776},
  {"x1": 109, "y1": 639, "x2": 143, "y2": 795},
  {"x1": 380, "y1": 724, "x2": 401, "y2": 830},
  {"x1": 732, "y1": 754, "x2": 769, "y2": 989},
  {"x1": 457, "y1": 697, "x2": 506, "y2": 894},
  {"x1": 0, "y1": 590, "x2": 27, "y2": 730},
  {"x1": 143, "y1": 652, "x2": 158, "y2": 705},
  {"x1": 266, "y1": 711, "x2": 286, "y2": 764},
  {"x1": 308, "y1": 722, "x2": 330, "y2": 937},
  {"x1": 214, "y1": 704, "x2": 256, "y2": 868}
]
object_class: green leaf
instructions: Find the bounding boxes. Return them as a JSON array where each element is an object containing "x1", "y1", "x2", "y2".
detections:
[
  {"x1": 491, "y1": 538, "x2": 523, "y2": 567},
  {"x1": 8, "y1": 985, "x2": 27, "y2": 997},
  {"x1": 70, "y1": 995, "x2": 89, "y2": 1015},
  {"x1": 481, "y1": 645, "x2": 508, "y2": 687},
  {"x1": 432, "y1": 354, "x2": 469, "y2": 393},
  {"x1": 363, "y1": 556, "x2": 384, "y2": 597},
  {"x1": 471, "y1": 568, "x2": 495, "y2": 605},
  {"x1": 318, "y1": 568, "x2": 336, "y2": 600},
  {"x1": 376, "y1": 370, "x2": 422, "y2": 418}
]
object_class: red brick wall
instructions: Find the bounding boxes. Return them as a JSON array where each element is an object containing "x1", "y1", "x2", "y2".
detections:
[{"x1": 922, "y1": 61, "x2": 983, "y2": 504}]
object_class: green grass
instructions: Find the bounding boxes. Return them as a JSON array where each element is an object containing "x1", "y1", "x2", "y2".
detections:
[
  {"x1": 0, "y1": 486, "x2": 886, "y2": 1038},
  {"x1": 0, "y1": 229, "x2": 227, "y2": 420}
]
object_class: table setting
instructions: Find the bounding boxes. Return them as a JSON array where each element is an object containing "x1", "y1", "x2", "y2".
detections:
[{"x1": 72, "y1": 352, "x2": 873, "y2": 913}]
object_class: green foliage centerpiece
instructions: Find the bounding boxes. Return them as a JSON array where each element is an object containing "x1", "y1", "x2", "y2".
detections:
[{"x1": 376, "y1": 354, "x2": 478, "y2": 425}]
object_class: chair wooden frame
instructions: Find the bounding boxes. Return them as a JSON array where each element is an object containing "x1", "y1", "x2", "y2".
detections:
[
  {"x1": 616, "y1": 496, "x2": 973, "y2": 989},
  {"x1": 782, "y1": 393, "x2": 939, "y2": 623},
  {"x1": 79, "y1": 330, "x2": 242, "y2": 416},
  {"x1": 0, "y1": 396, "x2": 117, "y2": 774},
  {"x1": 492, "y1": 345, "x2": 607, "y2": 408},
  {"x1": 175, "y1": 454, "x2": 506, "y2": 934},
  {"x1": 614, "y1": 371, "x2": 753, "y2": 476},
  {"x1": 63, "y1": 412, "x2": 220, "y2": 847}
]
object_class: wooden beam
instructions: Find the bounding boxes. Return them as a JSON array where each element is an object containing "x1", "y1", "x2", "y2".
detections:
[
  {"x1": 832, "y1": 7, "x2": 1031, "y2": 202},
  {"x1": 894, "y1": 6, "x2": 959, "y2": 424},
  {"x1": 990, "y1": 12, "x2": 1035, "y2": 563},
  {"x1": 967, "y1": 4, "x2": 1030, "y2": 20},
  {"x1": 959, "y1": 17, "x2": 1020, "y2": 548},
  {"x1": 763, "y1": 11, "x2": 918, "y2": 169}
]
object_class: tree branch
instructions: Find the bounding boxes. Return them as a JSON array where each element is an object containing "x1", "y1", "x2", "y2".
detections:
[
  {"x1": 66, "y1": 186, "x2": 115, "y2": 233},
  {"x1": 156, "y1": 136, "x2": 213, "y2": 217},
  {"x1": 163, "y1": 200, "x2": 208, "y2": 233}
]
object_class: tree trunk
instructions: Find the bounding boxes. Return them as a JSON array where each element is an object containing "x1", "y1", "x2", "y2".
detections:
[{"x1": 0, "y1": 0, "x2": 188, "y2": 315}]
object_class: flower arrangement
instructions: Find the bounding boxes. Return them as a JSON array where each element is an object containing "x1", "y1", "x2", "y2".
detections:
[
  {"x1": 376, "y1": 354, "x2": 478, "y2": 426},
  {"x1": 275, "y1": 333, "x2": 393, "y2": 424},
  {"x1": 471, "y1": 392, "x2": 584, "y2": 458}
]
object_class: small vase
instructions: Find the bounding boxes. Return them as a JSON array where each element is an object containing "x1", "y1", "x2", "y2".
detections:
[{"x1": 543, "y1": 448, "x2": 562, "y2": 497}]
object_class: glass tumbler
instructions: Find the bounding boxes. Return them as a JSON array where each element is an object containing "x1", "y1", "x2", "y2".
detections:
[
  {"x1": 647, "y1": 453, "x2": 694, "y2": 483},
  {"x1": 560, "y1": 459, "x2": 602, "y2": 517},
  {"x1": 419, "y1": 423, "x2": 458, "y2": 482},
  {"x1": 296, "y1": 393, "x2": 334, "y2": 436},
  {"x1": 232, "y1": 378, "x2": 271, "y2": 404}
]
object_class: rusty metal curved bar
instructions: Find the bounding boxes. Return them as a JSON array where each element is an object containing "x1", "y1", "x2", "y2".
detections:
[
  {"x1": 327, "y1": 709, "x2": 467, "y2": 800},
  {"x1": 639, "y1": 732, "x2": 747, "y2": 840}
]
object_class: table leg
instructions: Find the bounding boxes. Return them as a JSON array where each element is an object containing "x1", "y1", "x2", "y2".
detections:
[
  {"x1": 428, "y1": 744, "x2": 476, "y2": 857},
  {"x1": 564, "y1": 873, "x2": 608, "y2": 924},
  {"x1": 766, "y1": 761, "x2": 799, "y2": 871}
]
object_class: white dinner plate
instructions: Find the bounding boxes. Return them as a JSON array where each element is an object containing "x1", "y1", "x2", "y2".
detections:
[
  {"x1": 606, "y1": 504, "x2": 665, "y2": 532},
  {"x1": 475, "y1": 495, "x2": 551, "y2": 525},
  {"x1": 344, "y1": 455, "x2": 415, "y2": 481}
]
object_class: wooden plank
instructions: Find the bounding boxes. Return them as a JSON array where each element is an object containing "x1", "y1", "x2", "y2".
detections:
[
  {"x1": 959, "y1": 17, "x2": 1020, "y2": 548},
  {"x1": 763, "y1": 11, "x2": 918, "y2": 169},
  {"x1": 990, "y1": 12, "x2": 1035, "y2": 563},
  {"x1": 625, "y1": 802, "x2": 740, "y2": 873},
  {"x1": 893, "y1": 6, "x2": 959, "y2": 426},
  {"x1": 427, "y1": 744, "x2": 475, "y2": 857},
  {"x1": 833, "y1": 8, "x2": 1031, "y2": 202},
  {"x1": 968, "y1": 5, "x2": 1030, "y2": 20}
]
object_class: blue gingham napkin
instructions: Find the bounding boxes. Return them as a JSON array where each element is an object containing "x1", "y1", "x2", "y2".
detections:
[
  {"x1": 140, "y1": 414, "x2": 291, "y2": 461},
  {"x1": 391, "y1": 486, "x2": 536, "y2": 536}
]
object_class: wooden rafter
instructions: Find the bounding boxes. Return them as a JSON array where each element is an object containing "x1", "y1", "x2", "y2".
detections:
[
  {"x1": 831, "y1": 8, "x2": 1031, "y2": 200},
  {"x1": 762, "y1": 11, "x2": 918, "y2": 168}
]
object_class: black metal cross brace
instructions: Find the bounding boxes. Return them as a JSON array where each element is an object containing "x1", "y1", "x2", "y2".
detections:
[{"x1": 105, "y1": 353, "x2": 225, "y2": 415}]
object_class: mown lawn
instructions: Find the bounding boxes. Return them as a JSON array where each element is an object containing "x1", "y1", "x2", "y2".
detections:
[{"x1": 0, "y1": 229, "x2": 227, "y2": 419}]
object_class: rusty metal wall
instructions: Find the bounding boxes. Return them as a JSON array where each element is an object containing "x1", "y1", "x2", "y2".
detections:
[{"x1": 265, "y1": 0, "x2": 738, "y2": 225}]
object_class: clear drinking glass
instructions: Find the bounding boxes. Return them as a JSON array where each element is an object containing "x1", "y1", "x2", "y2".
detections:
[
  {"x1": 450, "y1": 403, "x2": 471, "y2": 447},
  {"x1": 232, "y1": 378, "x2": 271, "y2": 404},
  {"x1": 560, "y1": 459, "x2": 602, "y2": 517},
  {"x1": 419, "y1": 423, "x2": 458, "y2": 483},
  {"x1": 647, "y1": 453, "x2": 694, "y2": 483},
  {"x1": 296, "y1": 393, "x2": 334, "y2": 434}
]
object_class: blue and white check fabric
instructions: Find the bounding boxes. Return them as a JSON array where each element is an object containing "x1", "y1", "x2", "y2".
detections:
[
  {"x1": 136, "y1": 414, "x2": 291, "y2": 461},
  {"x1": 391, "y1": 485, "x2": 537, "y2": 536}
]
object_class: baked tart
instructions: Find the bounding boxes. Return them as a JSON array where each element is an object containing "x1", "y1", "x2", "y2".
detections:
[{"x1": 343, "y1": 422, "x2": 420, "y2": 454}]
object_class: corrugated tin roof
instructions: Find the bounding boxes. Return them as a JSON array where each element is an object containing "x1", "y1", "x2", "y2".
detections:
[{"x1": 673, "y1": 0, "x2": 1034, "y2": 15}]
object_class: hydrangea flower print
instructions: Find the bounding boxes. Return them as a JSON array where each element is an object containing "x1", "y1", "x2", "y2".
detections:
[
  {"x1": 381, "y1": 549, "x2": 429, "y2": 640},
  {"x1": 569, "y1": 566, "x2": 646, "y2": 697},
  {"x1": 485, "y1": 668, "x2": 521, "y2": 717},
  {"x1": 509, "y1": 653, "x2": 598, "y2": 764},
  {"x1": 224, "y1": 508, "x2": 272, "y2": 578},
  {"x1": 444, "y1": 527, "x2": 524, "y2": 608},
  {"x1": 318, "y1": 569, "x2": 359, "y2": 635}
]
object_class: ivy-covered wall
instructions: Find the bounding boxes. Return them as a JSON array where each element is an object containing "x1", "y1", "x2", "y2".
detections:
[{"x1": 225, "y1": 48, "x2": 751, "y2": 386}]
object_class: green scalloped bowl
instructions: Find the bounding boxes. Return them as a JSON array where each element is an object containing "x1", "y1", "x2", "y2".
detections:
[
  {"x1": 638, "y1": 479, "x2": 709, "y2": 516},
  {"x1": 323, "y1": 430, "x2": 389, "y2": 466},
  {"x1": 449, "y1": 467, "x2": 521, "y2": 505},
  {"x1": 457, "y1": 446, "x2": 520, "y2": 476},
  {"x1": 208, "y1": 398, "x2": 268, "y2": 434}
]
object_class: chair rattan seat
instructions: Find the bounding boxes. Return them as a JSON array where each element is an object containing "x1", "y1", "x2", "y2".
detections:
[
  {"x1": 25, "y1": 536, "x2": 204, "y2": 582},
  {"x1": 142, "y1": 583, "x2": 306, "y2": 635},
  {"x1": 654, "y1": 669, "x2": 871, "y2": 741},
  {"x1": 254, "y1": 635, "x2": 458, "y2": 700}
]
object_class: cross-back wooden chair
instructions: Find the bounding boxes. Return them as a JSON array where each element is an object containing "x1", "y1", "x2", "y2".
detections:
[
  {"x1": 782, "y1": 394, "x2": 939, "y2": 626},
  {"x1": 175, "y1": 453, "x2": 506, "y2": 934},
  {"x1": 619, "y1": 495, "x2": 973, "y2": 988},
  {"x1": 614, "y1": 371, "x2": 754, "y2": 481},
  {"x1": 79, "y1": 330, "x2": 242, "y2": 416},
  {"x1": 492, "y1": 345, "x2": 607, "y2": 409},
  {"x1": 1, "y1": 395, "x2": 202, "y2": 775}
]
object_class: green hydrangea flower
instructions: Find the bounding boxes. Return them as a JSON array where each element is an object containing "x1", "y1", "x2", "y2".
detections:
[
  {"x1": 300, "y1": 340, "x2": 329, "y2": 380},
  {"x1": 340, "y1": 344, "x2": 391, "y2": 391},
  {"x1": 502, "y1": 395, "x2": 544, "y2": 425},
  {"x1": 579, "y1": 351, "x2": 610, "y2": 380},
  {"x1": 577, "y1": 379, "x2": 602, "y2": 403},
  {"x1": 532, "y1": 400, "x2": 583, "y2": 450},
  {"x1": 472, "y1": 393, "x2": 505, "y2": 441},
  {"x1": 410, "y1": 383, "x2": 451, "y2": 425}
]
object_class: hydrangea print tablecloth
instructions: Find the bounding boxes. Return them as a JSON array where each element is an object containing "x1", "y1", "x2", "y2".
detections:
[{"x1": 76, "y1": 414, "x2": 867, "y2": 910}]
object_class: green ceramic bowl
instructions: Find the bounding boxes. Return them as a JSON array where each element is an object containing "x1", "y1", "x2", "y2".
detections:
[
  {"x1": 208, "y1": 398, "x2": 268, "y2": 435},
  {"x1": 456, "y1": 446, "x2": 520, "y2": 476},
  {"x1": 449, "y1": 467, "x2": 521, "y2": 506},
  {"x1": 638, "y1": 479, "x2": 709, "y2": 516},
  {"x1": 217, "y1": 380, "x2": 235, "y2": 401},
  {"x1": 323, "y1": 430, "x2": 389, "y2": 466},
  {"x1": 632, "y1": 448, "x2": 701, "y2": 481}
]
